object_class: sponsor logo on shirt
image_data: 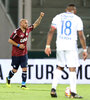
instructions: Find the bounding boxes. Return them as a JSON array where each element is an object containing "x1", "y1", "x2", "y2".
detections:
[{"x1": 20, "y1": 37, "x2": 28, "y2": 43}]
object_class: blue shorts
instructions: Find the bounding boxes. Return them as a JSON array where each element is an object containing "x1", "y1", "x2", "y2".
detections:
[{"x1": 11, "y1": 54, "x2": 28, "y2": 69}]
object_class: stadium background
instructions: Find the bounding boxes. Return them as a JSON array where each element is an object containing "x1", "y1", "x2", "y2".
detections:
[
  {"x1": 0, "y1": 1, "x2": 90, "y2": 100},
  {"x1": 0, "y1": 0, "x2": 90, "y2": 83},
  {"x1": 0, "y1": 0, "x2": 90, "y2": 59}
]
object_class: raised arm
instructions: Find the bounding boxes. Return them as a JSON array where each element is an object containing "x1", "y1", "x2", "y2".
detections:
[{"x1": 33, "y1": 12, "x2": 44, "y2": 29}]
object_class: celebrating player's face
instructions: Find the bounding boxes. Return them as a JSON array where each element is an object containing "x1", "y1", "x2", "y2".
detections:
[
  {"x1": 20, "y1": 19, "x2": 28, "y2": 29},
  {"x1": 22, "y1": 20, "x2": 28, "y2": 29}
]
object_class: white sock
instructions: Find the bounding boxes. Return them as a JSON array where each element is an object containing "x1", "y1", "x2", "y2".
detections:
[
  {"x1": 69, "y1": 72, "x2": 77, "y2": 93},
  {"x1": 52, "y1": 69, "x2": 62, "y2": 89}
]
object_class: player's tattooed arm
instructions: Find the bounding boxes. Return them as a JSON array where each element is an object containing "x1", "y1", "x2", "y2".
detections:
[{"x1": 33, "y1": 12, "x2": 44, "y2": 29}]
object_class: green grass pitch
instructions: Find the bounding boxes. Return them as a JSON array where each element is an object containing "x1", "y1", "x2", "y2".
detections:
[{"x1": 0, "y1": 84, "x2": 90, "y2": 100}]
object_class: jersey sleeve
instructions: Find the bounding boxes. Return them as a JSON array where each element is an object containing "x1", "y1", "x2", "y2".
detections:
[
  {"x1": 51, "y1": 15, "x2": 58, "y2": 29},
  {"x1": 10, "y1": 30, "x2": 17, "y2": 40},
  {"x1": 28, "y1": 25, "x2": 34, "y2": 32},
  {"x1": 77, "y1": 17, "x2": 83, "y2": 31}
]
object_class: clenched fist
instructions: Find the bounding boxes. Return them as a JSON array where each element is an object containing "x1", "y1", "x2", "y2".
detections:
[{"x1": 40, "y1": 12, "x2": 45, "y2": 17}]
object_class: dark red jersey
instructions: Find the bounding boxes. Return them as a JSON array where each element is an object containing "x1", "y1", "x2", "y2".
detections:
[{"x1": 10, "y1": 25, "x2": 34, "y2": 56}]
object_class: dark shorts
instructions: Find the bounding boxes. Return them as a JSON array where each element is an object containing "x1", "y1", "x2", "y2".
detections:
[{"x1": 11, "y1": 54, "x2": 28, "y2": 70}]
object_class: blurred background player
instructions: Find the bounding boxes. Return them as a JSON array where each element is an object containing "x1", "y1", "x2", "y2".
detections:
[
  {"x1": 6, "y1": 12, "x2": 44, "y2": 89},
  {"x1": 45, "y1": 4, "x2": 87, "y2": 98}
]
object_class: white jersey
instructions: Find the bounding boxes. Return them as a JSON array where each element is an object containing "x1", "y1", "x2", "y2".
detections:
[{"x1": 51, "y1": 12, "x2": 83, "y2": 50}]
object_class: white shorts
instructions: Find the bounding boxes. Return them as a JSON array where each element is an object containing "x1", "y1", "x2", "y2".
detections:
[{"x1": 56, "y1": 50, "x2": 80, "y2": 67}]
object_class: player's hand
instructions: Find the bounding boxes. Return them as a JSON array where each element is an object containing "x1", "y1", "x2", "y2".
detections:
[
  {"x1": 19, "y1": 44, "x2": 25, "y2": 49},
  {"x1": 40, "y1": 12, "x2": 44, "y2": 17},
  {"x1": 45, "y1": 48, "x2": 51, "y2": 56},
  {"x1": 83, "y1": 51, "x2": 88, "y2": 61}
]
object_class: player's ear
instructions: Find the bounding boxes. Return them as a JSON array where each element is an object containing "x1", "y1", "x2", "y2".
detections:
[
  {"x1": 74, "y1": 9, "x2": 77, "y2": 14},
  {"x1": 65, "y1": 9, "x2": 67, "y2": 12}
]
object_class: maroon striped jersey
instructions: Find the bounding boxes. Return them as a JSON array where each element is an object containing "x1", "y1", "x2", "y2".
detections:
[{"x1": 10, "y1": 25, "x2": 34, "y2": 56}]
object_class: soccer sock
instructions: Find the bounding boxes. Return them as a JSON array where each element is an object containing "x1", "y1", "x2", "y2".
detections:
[
  {"x1": 8, "y1": 70, "x2": 15, "y2": 80},
  {"x1": 22, "y1": 71, "x2": 27, "y2": 85},
  {"x1": 69, "y1": 72, "x2": 77, "y2": 93},
  {"x1": 52, "y1": 69, "x2": 62, "y2": 90}
]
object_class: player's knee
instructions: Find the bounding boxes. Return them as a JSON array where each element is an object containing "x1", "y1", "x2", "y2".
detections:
[
  {"x1": 69, "y1": 67, "x2": 76, "y2": 72},
  {"x1": 12, "y1": 69, "x2": 17, "y2": 73},
  {"x1": 57, "y1": 66, "x2": 64, "y2": 71},
  {"x1": 22, "y1": 67, "x2": 27, "y2": 72}
]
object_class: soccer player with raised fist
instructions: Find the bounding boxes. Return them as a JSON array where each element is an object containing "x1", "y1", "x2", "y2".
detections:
[{"x1": 6, "y1": 12, "x2": 44, "y2": 89}]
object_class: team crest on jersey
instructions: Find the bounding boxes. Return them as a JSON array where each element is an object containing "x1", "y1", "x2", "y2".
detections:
[{"x1": 26, "y1": 33, "x2": 28, "y2": 36}]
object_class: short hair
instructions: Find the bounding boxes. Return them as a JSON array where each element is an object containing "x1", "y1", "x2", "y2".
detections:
[
  {"x1": 67, "y1": 4, "x2": 76, "y2": 7},
  {"x1": 20, "y1": 19, "x2": 27, "y2": 23}
]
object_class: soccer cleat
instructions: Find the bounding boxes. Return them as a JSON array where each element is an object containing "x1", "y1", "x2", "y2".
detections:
[
  {"x1": 71, "y1": 92, "x2": 83, "y2": 99},
  {"x1": 6, "y1": 77, "x2": 11, "y2": 88},
  {"x1": 21, "y1": 85, "x2": 29, "y2": 90},
  {"x1": 50, "y1": 88, "x2": 57, "y2": 97}
]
